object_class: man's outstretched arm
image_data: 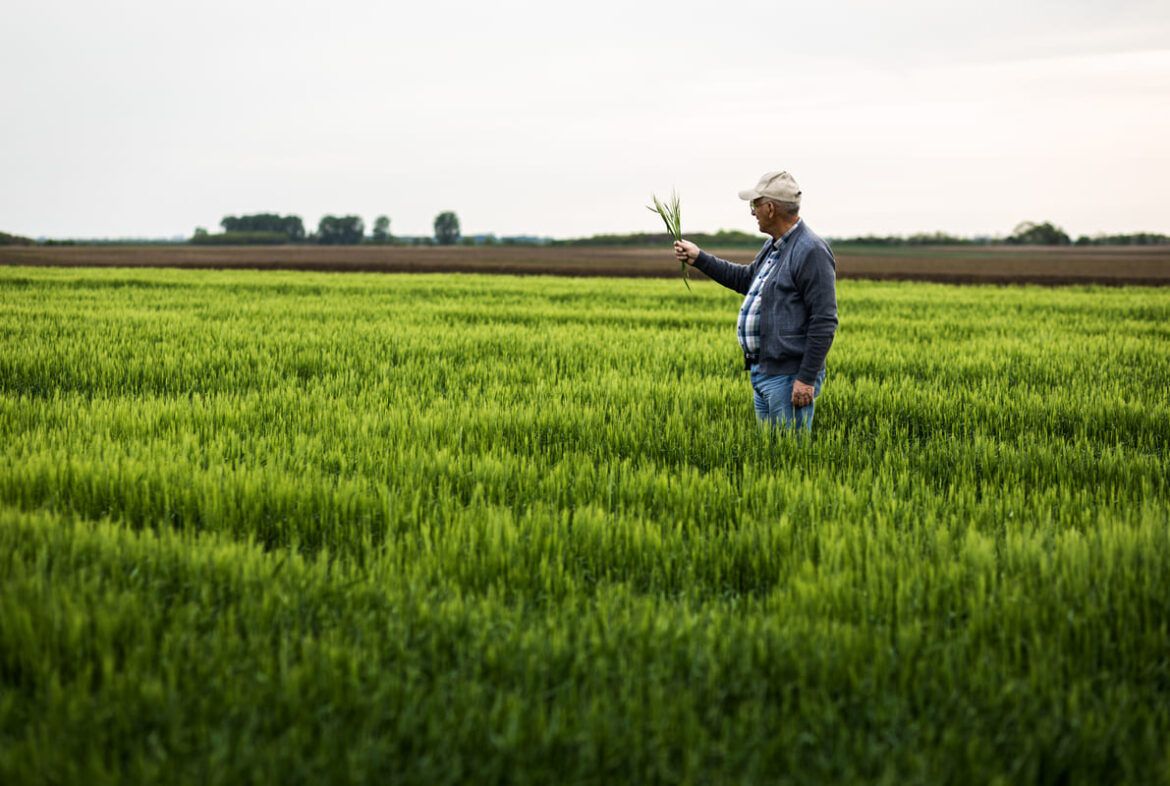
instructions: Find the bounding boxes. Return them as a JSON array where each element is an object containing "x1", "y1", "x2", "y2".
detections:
[{"x1": 674, "y1": 240, "x2": 757, "y2": 295}]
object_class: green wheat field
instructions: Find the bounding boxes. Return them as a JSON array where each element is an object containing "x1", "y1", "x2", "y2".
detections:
[{"x1": 1, "y1": 265, "x2": 1168, "y2": 785}]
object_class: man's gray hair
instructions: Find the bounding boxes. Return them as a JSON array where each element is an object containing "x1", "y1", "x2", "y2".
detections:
[{"x1": 765, "y1": 199, "x2": 800, "y2": 216}]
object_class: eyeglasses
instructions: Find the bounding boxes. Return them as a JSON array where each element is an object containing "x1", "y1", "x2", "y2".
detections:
[{"x1": 750, "y1": 199, "x2": 767, "y2": 216}]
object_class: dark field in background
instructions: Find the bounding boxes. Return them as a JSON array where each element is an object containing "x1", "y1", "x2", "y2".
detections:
[{"x1": 3, "y1": 243, "x2": 1169, "y2": 285}]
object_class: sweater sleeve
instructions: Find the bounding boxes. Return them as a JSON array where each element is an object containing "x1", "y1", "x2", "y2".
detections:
[
  {"x1": 693, "y1": 249, "x2": 760, "y2": 295},
  {"x1": 793, "y1": 243, "x2": 839, "y2": 385}
]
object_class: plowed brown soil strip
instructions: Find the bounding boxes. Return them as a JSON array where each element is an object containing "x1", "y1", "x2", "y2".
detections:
[{"x1": 2, "y1": 244, "x2": 1168, "y2": 285}]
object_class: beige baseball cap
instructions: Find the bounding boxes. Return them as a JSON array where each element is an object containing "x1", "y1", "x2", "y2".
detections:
[{"x1": 738, "y1": 170, "x2": 801, "y2": 204}]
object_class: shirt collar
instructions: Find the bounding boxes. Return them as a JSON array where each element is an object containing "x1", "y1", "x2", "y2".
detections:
[{"x1": 770, "y1": 218, "x2": 802, "y2": 252}]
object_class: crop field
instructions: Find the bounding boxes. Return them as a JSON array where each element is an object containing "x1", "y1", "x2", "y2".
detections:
[{"x1": 1, "y1": 265, "x2": 1169, "y2": 785}]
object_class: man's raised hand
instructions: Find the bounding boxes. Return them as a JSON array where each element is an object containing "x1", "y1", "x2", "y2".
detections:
[{"x1": 673, "y1": 240, "x2": 700, "y2": 266}]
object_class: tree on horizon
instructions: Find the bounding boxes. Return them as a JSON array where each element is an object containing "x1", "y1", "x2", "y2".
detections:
[
  {"x1": 1008, "y1": 221, "x2": 1071, "y2": 245},
  {"x1": 220, "y1": 214, "x2": 304, "y2": 241},
  {"x1": 317, "y1": 215, "x2": 365, "y2": 245},
  {"x1": 372, "y1": 215, "x2": 391, "y2": 244},
  {"x1": 433, "y1": 212, "x2": 460, "y2": 246}
]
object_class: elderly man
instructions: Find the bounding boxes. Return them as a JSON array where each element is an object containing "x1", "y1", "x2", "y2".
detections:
[{"x1": 674, "y1": 171, "x2": 838, "y2": 430}]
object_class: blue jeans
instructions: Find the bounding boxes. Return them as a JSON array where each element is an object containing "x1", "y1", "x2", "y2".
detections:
[{"x1": 749, "y1": 366, "x2": 826, "y2": 430}]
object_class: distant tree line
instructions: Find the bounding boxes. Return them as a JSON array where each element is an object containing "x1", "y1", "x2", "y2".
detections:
[
  {"x1": 220, "y1": 213, "x2": 306, "y2": 240},
  {"x1": 1073, "y1": 232, "x2": 1170, "y2": 246},
  {"x1": 555, "y1": 221, "x2": 1170, "y2": 248},
  {"x1": 552, "y1": 229, "x2": 762, "y2": 247},
  {"x1": 190, "y1": 212, "x2": 469, "y2": 246},
  {"x1": 0, "y1": 231, "x2": 35, "y2": 246},
  {"x1": 830, "y1": 232, "x2": 984, "y2": 248},
  {"x1": 1002, "y1": 222, "x2": 1170, "y2": 247}
]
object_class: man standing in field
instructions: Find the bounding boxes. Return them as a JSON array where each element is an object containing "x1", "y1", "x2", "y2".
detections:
[{"x1": 674, "y1": 171, "x2": 838, "y2": 430}]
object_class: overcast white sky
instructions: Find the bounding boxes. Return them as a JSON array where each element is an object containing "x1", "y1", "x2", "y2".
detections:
[{"x1": 3, "y1": 0, "x2": 1169, "y2": 239}]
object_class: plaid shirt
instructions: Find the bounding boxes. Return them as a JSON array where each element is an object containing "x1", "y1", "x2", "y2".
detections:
[{"x1": 737, "y1": 219, "x2": 802, "y2": 360}]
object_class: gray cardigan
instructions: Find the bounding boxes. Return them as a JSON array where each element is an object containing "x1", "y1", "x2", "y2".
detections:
[{"x1": 694, "y1": 221, "x2": 838, "y2": 385}]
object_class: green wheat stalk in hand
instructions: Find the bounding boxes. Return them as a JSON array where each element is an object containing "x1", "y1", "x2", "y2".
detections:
[{"x1": 647, "y1": 190, "x2": 690, "y2": 291}]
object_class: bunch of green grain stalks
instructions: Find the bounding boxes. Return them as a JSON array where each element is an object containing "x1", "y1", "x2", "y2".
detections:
[{"x1": 648, "y1": 191, "x2": 690, "y2": 291}]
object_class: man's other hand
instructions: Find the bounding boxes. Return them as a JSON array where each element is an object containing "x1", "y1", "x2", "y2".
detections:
[
  {"x1": 674, "y1": 240, "x2": 700, "y2": 266},
  {"x1": 792, "y1": 380, "x2": 815, "y2": 409}
]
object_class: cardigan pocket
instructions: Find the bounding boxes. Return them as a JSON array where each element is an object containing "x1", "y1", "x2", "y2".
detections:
[{"x1": 774, "y1": 333, "x2": 807, "y2": 360}]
